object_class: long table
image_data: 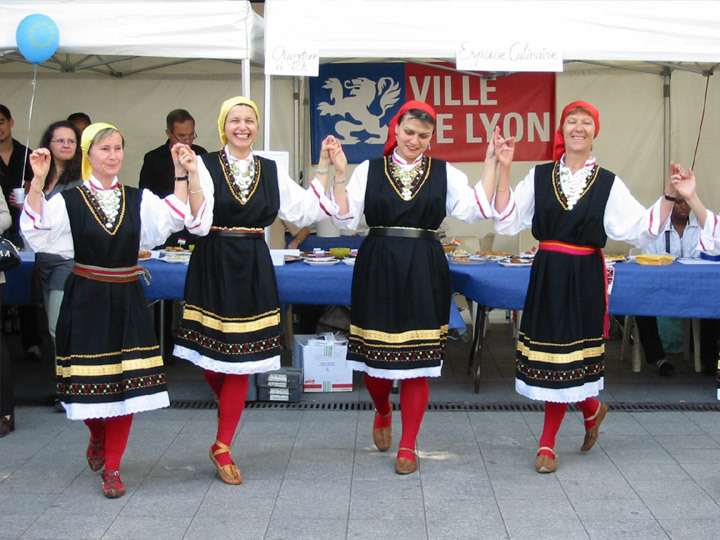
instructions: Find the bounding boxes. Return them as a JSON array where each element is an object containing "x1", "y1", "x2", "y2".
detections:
[
  {"x1": 3, "y1": 254, "x2": 465, "y2": 328},
  {"x1": 450, "y1": 259, "x2": 720, "y2": 390}
]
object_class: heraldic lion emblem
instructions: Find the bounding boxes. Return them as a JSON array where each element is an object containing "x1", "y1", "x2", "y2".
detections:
[{"x1": 317, "y1": 76, "x2": 401, "y2": 144}]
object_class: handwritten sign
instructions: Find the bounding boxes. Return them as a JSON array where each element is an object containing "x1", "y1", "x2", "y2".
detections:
[
  {"x1": 456, "y1": 40, "x2": 562, "y2": 72},
  {"x1": 265, "y1": 44, "x2": 320, "y2": 76}
]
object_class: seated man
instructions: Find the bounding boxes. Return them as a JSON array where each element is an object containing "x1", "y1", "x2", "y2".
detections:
[{"x1": 635, "y1": 195, "x2": 720, "y2": 375}]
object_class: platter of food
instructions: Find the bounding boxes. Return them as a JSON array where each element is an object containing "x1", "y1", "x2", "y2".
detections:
[
  {"x1": 498, "y1": 258, "x2": 533, "y2": 267},
  {"x1": 636, "y1": 254, "x2": 675, "y2": 266},
  {"x1": 449, "y1": 254, "x2": 488, "y2": 265},
  {"x1": 160, "y1": 253, "x2": 191, "y2": 264}
]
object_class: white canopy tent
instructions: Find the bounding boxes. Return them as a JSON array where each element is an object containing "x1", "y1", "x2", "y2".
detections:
[
  {"x1": 0, "y1": 1, "x2": 291, "y2": 182},
  {"x1": 264, "y1": 0, "x2": 720, "y2": 250},
  {"x1": 0, "y1": 0, "x2": 263, "y2": 88}
]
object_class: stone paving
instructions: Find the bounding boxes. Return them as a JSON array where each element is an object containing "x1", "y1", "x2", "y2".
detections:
[{"x1": 2, "y1": 318, "x2": 720, "y2": 539}]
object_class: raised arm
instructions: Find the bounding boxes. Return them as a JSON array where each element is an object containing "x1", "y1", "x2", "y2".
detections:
[
  {"x1": 327, "y1": 136, "x2": 348, "y2": 216},
  {"x1": 26, "y1": 148, "x2": 52, "y2": 215},
  {"x1": 493, "y1": 128, "x2": 515, "y2": 213}
]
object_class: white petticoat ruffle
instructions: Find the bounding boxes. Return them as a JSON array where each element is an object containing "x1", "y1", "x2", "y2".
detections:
[
  {"x1": 63, "y1": 391, "x2": 170, "y2": 421},
  {"x1": 173, "y1": 344, "x2": 280, "y2": 375},
  {"x1": 347, "y1": 360, "x2": 442, "y2": 380},
  {"x1": 515, "y1": 378, "x2": 604, "y2": 403}
]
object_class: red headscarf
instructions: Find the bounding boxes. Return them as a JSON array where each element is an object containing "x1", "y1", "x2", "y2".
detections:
[
  {"x1": 382, "y1": 100, "x2": 437, "y2": 157},
  {"x1": 552, "y1": 100, "x2": 600, "y2": 161}
]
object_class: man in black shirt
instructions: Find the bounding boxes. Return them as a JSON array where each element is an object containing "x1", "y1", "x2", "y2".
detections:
[
  {"x1": 139, "y1": 110, "x2": 207, "y2": 360},
  {"x1": 0, "y1": 104, "x2": 32, "y2": 247},
  {"x1": 0, "y1": 104, "x2": 42, "y2": 360}
]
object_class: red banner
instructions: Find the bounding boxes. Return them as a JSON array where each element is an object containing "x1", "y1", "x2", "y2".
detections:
[{"x1": 405, "y1": 64, "x2": 555, "y2": 162}]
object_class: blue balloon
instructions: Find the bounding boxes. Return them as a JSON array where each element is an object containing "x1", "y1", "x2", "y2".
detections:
[{"x1": 16, "y1": 14, "x2": 59, "y2": 65}]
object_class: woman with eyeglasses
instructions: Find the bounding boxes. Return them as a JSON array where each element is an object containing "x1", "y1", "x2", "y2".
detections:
[{"x1": 31, "y1": 122, "x2": 83, "y2": 342}]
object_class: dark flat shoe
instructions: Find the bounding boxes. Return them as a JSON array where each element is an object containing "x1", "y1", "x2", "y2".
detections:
[{"x1": 0, "y1": 414, "x2": 15, "y2": 437}]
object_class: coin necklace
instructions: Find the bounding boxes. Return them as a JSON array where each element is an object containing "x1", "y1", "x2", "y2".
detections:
[
  {"x1": 92, "y1": 185, "x2": 121, "y2": 227},
  {"x1": 229, "y1": 160, "x2": 254, "y2": 203}
]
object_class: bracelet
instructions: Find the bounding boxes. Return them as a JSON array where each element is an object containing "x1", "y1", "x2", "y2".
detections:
[
  {"x1": 334, "y1": 177, "x2": 347, "y2": 185},
  {"x1": 175, "y1": 175, "x2": 189, "y2": 182},
  {"x1": 315, "y1": 168, "x2": 329, "y2": 175},
  {"x1": 664, "y1": 193, "x2": 677, "y2": 202},
  {"x1": 496, "y1": 187, "x2": 509, "y2": 192},
  {"x1": 30, "y1": 187, "x2": 43, "y2": 194},
  {"x1": 189, "y1": 189, "x2": 203, "y2": 194},
  {"x1": 292, "y1": 236, "x2": 303, "y2": 246}
]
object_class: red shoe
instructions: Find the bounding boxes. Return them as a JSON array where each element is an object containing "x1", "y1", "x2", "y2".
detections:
[{"x1": 102, "y1": 470, "x2": 126, "y2": 498}]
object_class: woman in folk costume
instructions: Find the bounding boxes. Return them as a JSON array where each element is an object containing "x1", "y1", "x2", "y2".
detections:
[
  {"x1": 21, "y1": 123, "x2": 192, "y2": 498},
  {"x1": 493, "y1": 101, "x2": 675, "y2": 473},
  {"x1": 326, "y1": 100, "x2": 512, "y2": 474},
  {"x1": 173, "y1": 96, "x2": 334, "y2": 485}
]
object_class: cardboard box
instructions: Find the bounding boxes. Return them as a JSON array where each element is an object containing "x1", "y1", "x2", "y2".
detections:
[{"x1": 292, "y1": 333, "x2": 353, "y2": 392}]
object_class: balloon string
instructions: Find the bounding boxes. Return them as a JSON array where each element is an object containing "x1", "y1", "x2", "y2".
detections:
[{"x1": 20, "y1": 64, "x2": 38, "y2": 188}]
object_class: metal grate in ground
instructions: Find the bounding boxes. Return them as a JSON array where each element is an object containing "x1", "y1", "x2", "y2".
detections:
[{"x1": 15, "y1": 398, "x2": 720, "y2": 412}]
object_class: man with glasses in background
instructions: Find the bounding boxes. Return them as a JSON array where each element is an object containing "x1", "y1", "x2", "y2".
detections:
[
  {"x1": 140, "y1": 109, "x2": 207, "y2": 211},
  {"x1": 139, "y1": 109, "x2": 207, "y2": 361}
]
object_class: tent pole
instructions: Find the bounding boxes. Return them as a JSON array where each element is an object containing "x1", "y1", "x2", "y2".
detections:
[
  {"x1": 242, "y1": 59, "x2": 250, "y2": 98},
  {"x1": 264, "y1": 73, "x2": 272, "y2": 150},
  {"x1": 663, "y1": 71, "x2": 671, "y2": 187},
  {"x1": 293, "y1": 77, "x2": 301, "y2": 182}
]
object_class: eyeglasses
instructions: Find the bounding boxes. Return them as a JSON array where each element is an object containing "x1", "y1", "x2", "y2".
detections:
[
  {"x1": 172, "y1": 131, "x2": 197, "y2": 142},
  {"x1": 50, "y1": 138, "x2": 77, "y2": 146}
]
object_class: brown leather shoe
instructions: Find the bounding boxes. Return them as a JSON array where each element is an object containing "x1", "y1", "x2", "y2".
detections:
[
  {"x1": 535, "y1": 447, "x2": 557, "y2": 473},
  {"x1": 581, "y1": 402, "x2": 608, "y2": 452},
  {"x1": 395, "y1": 447, "x2": 418, "y2": 475},
  {"x1": 372, "y1": 409, "x2": 392, "y2": 452},
  {"x1": 102, "y1": 470, "x2": 126, "y2": 498},
  {"x1": 210, "y1": 440, "x2": 243, "y2": 485},
  {"x1": 87, "y1": 433, "x2": 105, "y2": 472}
]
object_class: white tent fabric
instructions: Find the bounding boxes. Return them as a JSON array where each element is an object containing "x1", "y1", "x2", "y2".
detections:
[
  {"x1": 265, "y1": 0, "x2": 720, "y2": 65},
  {"x1": 0, "y1": 0, "x2": 264, "y2": 63},
  {"x1": 264, "y1": 0, "x2": 720, "y2": 252}
]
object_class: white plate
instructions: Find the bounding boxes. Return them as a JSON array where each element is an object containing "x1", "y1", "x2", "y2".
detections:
[
  {"x1": 450, "y1": 256, "x2": 488, "y2": 265},
  {"x1": 160, "y1": 255, "x2": 190, "y2": 264},
  {"x1": 498, "y1": 261, "x2": 532, "y2": 268},
  {"x1": 343, "y1": 258, "x2": 356, "y2": 266},
  {"x1": 301, "y1": 255, "x2": 335, "y2": 261},
  {"x1": 303, "y1": 258, "x2": 340, "y2": 266}
]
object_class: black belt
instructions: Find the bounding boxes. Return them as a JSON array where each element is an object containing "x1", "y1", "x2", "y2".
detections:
[
  {"x1": 369, "y1": 227, "x2": 439, "y2": 241},
  {"x1": 209, "y1": 229, "x2": 264, "y2": 238}
]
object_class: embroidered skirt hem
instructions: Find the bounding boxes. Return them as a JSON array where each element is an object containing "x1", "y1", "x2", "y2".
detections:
[
  {"x1": 347, "y1": 360, "x2": 441, "y2": 380},
  {"x1": 515, "y1": 378, "x2": 604, "y2": 403},
  {"x1": 174, "y1": 344, "x2": 280, "y2": 375},
  {"x1": 62, "y1": 392, "x2": 169, "y2": 420}
]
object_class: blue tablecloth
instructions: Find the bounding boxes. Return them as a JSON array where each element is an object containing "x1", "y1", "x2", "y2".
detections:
[
  {"x1": 450, "y1": 260, "x2": 720, "y2": 319},
  {"x1": 4, "y1": 255, "x2": 466, "y2": 330}
]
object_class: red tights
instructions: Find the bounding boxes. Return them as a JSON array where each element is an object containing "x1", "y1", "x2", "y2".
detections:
[
  {"x1": 83, "y1": 414, "x2": 133, "y2": 471},
  {"x1": 204, "y1": 369, "x2": 249, "y2": 467},
  {"x1": 538, "y1": 397, "x2": 601, "y2": 458},
  {"x1": 365, "y1": 374, "x2": 429, "y2": 462}
]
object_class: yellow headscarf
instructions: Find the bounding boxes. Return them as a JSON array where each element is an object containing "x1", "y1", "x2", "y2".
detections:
[
  {"x1": 217, "y1": 96, "x2": 260, "y2": 146},
  {"x1": 81, "y1": 122, "x2": 120, "y2": 181}
]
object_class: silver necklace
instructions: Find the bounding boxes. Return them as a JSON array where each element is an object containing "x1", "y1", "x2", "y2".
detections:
[
  {"x1": 229, "y1": 160, "x2": 254, "y2": 203},
  {"x1": 92, "y1": 185, "x2": 121, "y2": 227}
]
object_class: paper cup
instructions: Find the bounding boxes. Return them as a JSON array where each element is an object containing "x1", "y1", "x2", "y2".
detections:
[{"x1": 12, "y1": 188, "x2": 25, "y2": 204}]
